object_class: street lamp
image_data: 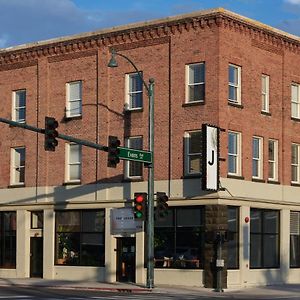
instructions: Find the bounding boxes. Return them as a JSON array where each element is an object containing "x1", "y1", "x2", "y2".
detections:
[{"x1": 108, "y1": 48, "x2": 155, "y2": 289}]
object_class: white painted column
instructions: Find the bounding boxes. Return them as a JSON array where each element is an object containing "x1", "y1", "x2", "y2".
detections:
[
  {"x1": 280, "y1": 209, "x2": 290, "y2": 283},
  {"x1": 135, "y1": 224, "x2": 145, "y2": 285},
  {"x1": 105, "y1": 208, "x2": 116, "y2": 283},
  {"x1": 240, "y1": 206, "x2": 250, "y2": 287}
]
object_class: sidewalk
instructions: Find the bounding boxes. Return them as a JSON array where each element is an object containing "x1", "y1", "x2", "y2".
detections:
[{"x1": 0, "y1": 278, "x2": 299, "y2": 298}]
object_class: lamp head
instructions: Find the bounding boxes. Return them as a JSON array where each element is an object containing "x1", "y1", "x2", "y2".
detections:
[{"x1": 108, "y1": 49, "x2": 118, "y2": 68}]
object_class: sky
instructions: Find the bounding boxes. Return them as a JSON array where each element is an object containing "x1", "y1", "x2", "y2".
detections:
[{"x1": 1, "y1": 0, "x2": 300, "y2": 49}]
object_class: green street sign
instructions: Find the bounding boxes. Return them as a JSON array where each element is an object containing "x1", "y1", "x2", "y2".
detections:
[{"x1": 118, "y1": 147, "x2": 152, "y2": 164}]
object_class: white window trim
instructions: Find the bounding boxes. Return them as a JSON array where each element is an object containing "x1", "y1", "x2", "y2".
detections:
[
  {"x1": 184, "y1": 130, "x2": 202, "y2": 175},
  {"x1": 228, "y1": 131, "x2": 242, "y2": 176},
  {"x1": 291, "y1": 143, "x2": 300, "y2": 184},
  {"x1": 10, "y1": 147, "x2": 25, "y2": 186},
  {"x1": 125, "y1": 73, "x2": 143, "y2": 111},
  {"x1": 252, "y1": 136, "x2": 263, "y2": 179},
  {"x1": 124, "y1": 136, "x2": 143, "y2": 179},
  {"x1": 268, "y1": 139, "x2": 279, "y2": 181},
  {"x1": 261, "y1": 75, "x2": 270, "y2": 113},
  {"x1": 185, "y1": 63, "x2": 205, "y2": 103},
  {"x1": 228, "y1": 64, "x2": 241, "y2": 104},
  {"x1": 65, "y1": 143, "x2": 82, "y2": 183},
  {"x1": 66, "y1": 81, "x2": 82, "y2": 118},
  {"x1": 291, "y1": 83, "x2": 300, "y2": 119},
  {"x1": 12, "y1": 89, "x2": 26, "y2": 123}
]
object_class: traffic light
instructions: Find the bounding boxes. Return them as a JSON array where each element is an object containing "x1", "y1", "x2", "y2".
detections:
[
  {"x1": 107, "y1": 136, "x2": 120, "y2": 168},
  {"x1": 133, "y1": 192, "x2": 147, "y2": 220},
  {"x1": 44, "y1": 116, "x2": 59, "y2": 151},
  {"x1": 156, "y1": 192, "x2": 169, "y2": 219}
]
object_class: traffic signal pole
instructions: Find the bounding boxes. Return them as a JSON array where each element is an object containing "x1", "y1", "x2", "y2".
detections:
[{"x1": 0, "y1": 117, "x2": 108, "y2": 152}]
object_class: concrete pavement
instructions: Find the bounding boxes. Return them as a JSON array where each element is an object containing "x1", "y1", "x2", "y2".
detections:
[{"x1": 0, "y1": 278, "x2": 299, "y2": 298}]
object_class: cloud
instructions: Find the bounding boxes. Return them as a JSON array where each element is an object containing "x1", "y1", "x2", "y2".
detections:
[{"x1": 285, "y1": 0, "x2": 300, "y2": 4}]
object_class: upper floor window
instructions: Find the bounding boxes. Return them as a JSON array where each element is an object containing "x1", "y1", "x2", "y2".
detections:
[
  {"x1": 261, "y1": 75, "x2": 269, "y2": 113},
  {"x1": 291, "y1": 143, "x2": 300, "y2": 184},
  {"x1": 291, "y1": 83, "x2": 300, "y2": 119},
  {"x1": 10, "y1": 147, "x2": 25, "y2": 185},
  {"x1": 65, "y1": 143, "x2": 82, "y2": 182},
  {"x1": 268, "y1": 139, "x2": 278, "y2": 181},
  {"x1": 124, "y1": 136, "x2": 143, "y2": 178},
  {"x1": 12, "y1": 90, "x2": 26, "y2": 123},
  {"x1": 228, "y1": 131, "x2": 241, "y2": 176},
  {"x1": 228, "y1": 64, "x2": 241, "y2": 104},
  {"x1": 184, "y1": 130, "x2": 202, "y2": 175},
  {"x1": 125, "y1": 73, "x2": 143, "y2": 110},
  {"x1": 66, "y1": 81, "x2": 82, "y2": 118},
  {"x1": 252, "y1": 136, "x2": 263, "y2": 179},
  {"x1": 185, "y1": 63, "x2": 205, "y2": 103}
]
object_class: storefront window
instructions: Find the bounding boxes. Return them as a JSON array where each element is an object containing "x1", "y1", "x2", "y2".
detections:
[
  {"x1": 250, "y1": 209, "x2": 279, "y2": 268},
  {"x1": 154, "y1": 207, "x2": 204, "y2": 269},
  {"x1": 227, "y1": 206, "x2": 239, "y2": 269},
  {"x1": 55, "y1": 210, "x2": 105, "y2": 266},
  {"x1": 0, "y1": 212, "x2": 16, "y2": 268},
  {"x1": 290, "y1": 211, "x2": 300, "y2": 268}
]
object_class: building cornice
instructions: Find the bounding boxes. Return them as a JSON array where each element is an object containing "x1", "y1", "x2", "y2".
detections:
[{"x1": 0, "y1": 7, "x2": 299, "y2": 65}]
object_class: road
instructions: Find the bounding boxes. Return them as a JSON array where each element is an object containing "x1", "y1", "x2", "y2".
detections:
[{"x1": 0, "y1": 286, "x2": 299, "y2": 300}]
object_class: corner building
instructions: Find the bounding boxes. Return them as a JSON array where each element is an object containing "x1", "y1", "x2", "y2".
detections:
[{"x1": 0, "y1": 8, "x2": 300, "y2": 288}]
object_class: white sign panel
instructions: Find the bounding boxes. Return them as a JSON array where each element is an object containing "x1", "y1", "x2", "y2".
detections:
[
  {"x1": 111, "y1": 208, "x2": 142, "y2": 235},
  {"x1": 202, "y1": 124, "x2": 219, "y2": 191}
]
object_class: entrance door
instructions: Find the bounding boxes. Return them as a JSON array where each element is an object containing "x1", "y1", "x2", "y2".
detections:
[
  {"x1": 116, "y1": 237, "x2": 136, "y2": 283},
  {"x1": 30, "y1": 237, "x2": 43, "y2": 278}
]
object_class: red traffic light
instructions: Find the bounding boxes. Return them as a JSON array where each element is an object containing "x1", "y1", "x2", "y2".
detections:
[{"x1": 134, "y1": 193, "x2": 147, "y2": 220}]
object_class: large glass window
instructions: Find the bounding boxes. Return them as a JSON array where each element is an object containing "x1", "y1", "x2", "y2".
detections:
[
  {"x1": 291, "y1": 144, "x2": 300, "y2": 184},
  {"x1": 66, "y1": 81, "x2": 82, "y2": 118},
  {"x1": 291, "y1": 83, "x2": 300, "y2": 119},
  {"x1": 290, "y1": 211, "x2": 300, "y2": 268},
  {"x1": 0, "y1": 212, "x2": 16, "y2": 268},
  {"x1": 124, "y1": 136, "x2": 143, "y2": 178},
  {"x1": 268, "y1": 139, "x2": 278, "y2": 181},
  {"x1": 154, "y1": 206, "x2": 204, "y2": 269},
  {"x1": 126, "y1": 72, "x2": 143, "y2": 110},
  {"x1": 185, "y1": 131, "x2": 202, "y2": 175},
  {"x1": 252, "y1": 137, "x2": 263, "y2": 179},
  {"x1": 250, "y1": 209, "x2": 279, "y2": 268},
  {"x1": 55, "y1": 210, "x2": 105, "y2": 266},
  {"x1": 10, "y1": 147, "x2": 25, "y2": 185},
  {"x1": 261, "y1": 75, "x2": 270, "y2": 113},
  {"x1": 227, "y1": 206, "x2": 239, "y2": 269},
  {"x1": 228, "y1": 131, "x2": 241, "y2": 176},
  {"x1": 65, "y1": 143, "x2": 82, "y2": 182},
  {"x1": 186, "y1": 63, "x2": 205, "y2": 103},
  {"x1": 12, "y1": 90, "x2": 26, "y2": 123}
]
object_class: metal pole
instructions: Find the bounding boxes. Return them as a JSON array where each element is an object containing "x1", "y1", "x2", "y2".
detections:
[{"x1": 147, "y1": 78, "x2": 155, "y2": 289}]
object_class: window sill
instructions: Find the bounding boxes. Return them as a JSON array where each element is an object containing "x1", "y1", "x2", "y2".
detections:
[
  {"x1": 182, "y1": 101, "x2": 205, "y2": 107},
  {"x1": 63, "y1": 181, "x2": 81, "y2": 186},
  {"x1": 252, "y1": 178, "x2": 265, "y2": 183},
  {"x1": 64, "y1": 115, "x2": 82, "y2": 122},
  {"x1": 228, "y1": 101, "x2": 243, "y2": 109},
  {"x1": 182, "y1": 173, "x2": 202, "y2": 179},
  {"x1": 227, "y1": 174, "x2": 244, "y2": 180},
  {"x1": 124, "y1": 108, "x2": 143, "y2": 114},
  {"x1": 291, "y1": 117, "x2": 300, "y2": 122},
  {"x1": 291, "y1": 182, "x2": 300, "y2": 187},
  {"x1": 8, "y1": 183, "x2": 25, "y2": 188},
  {"x1": 261, "y1": 111, "x2": 271, "y2": 116},
  {"x1": 267, "y1": 180, "x2": 280, "y2": 185}
]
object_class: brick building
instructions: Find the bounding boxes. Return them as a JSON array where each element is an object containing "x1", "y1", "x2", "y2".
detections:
[{"x1": 0, "y1": 8, "x2": 299, "y2": 288}]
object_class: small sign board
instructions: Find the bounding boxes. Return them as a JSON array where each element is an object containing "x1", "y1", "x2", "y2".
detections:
[
  {"x1": 118, "y1": 147, "x2": 152, "y2": 164},
  {"x1": 202, "y1": 124, "x2": 220, "y2": 191}
]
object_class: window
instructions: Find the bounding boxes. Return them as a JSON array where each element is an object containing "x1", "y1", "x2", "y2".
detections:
[
  {"x1": 12, "y1": 90, "x2": 26, "y2": 123},
  {"x1": 125, "y1": 73, "x2": 143, "y2": 110},
  {"x1": 31, "y1": 211, "x2": 43, "y2": 229},
  {"x1": 10, "y1": 147, "x2": 25, "y2": 185},
  {"x1": 66, "y1": 143, "x2": 82, "y2": 182},
  {"x1": 125, "y1": 137, "x2": 143, "y2": 178},
  {"x1": 154, "y1": 206, "x2": 204, "y2": 269},
  {"x1": 66, "y1": 81, "x2": 82, "y2": 118},
  {"x1": 228, "y1": 131, "x2": 241, "y2": 176},
  {"x1": 261, "y1": 75, "x2": 269, "y2": 113},
  {"x1": 0, "y1": 212, "x2": 16, "y2": 268},
  {"x1": 228, "y1": 206, "x2": 239, "y2": 269},
  {"x1": 268, "y1": 139, "x2": 278, "y2": 181},
  {"x1": 185, "y1": 63, "x2": 205, "y2": 103},
  {"x1": 252, "y1": 137, "x2": 263, "y2": 179},
  {"x1": 228, "y1": 64, "x2": 241, "y2": 104},
  {"x1": 290, "y1": 211, "x2": 300, "y2": 267},
  {"x1": 55, "y1": 210, "x2": 105, "y2": 266},
  {"x1": 291, "y1": 83, "x2": 300, "y2": 119},
  {"x1": 292, "y1": 144, "x2": 300, "y2": 184},
  {"x1": 185, "y1": 131, "x2": 202, "y2": 175},
  {"x1": 250, "y1": 209, "x2": 279, "y2": 268}
]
